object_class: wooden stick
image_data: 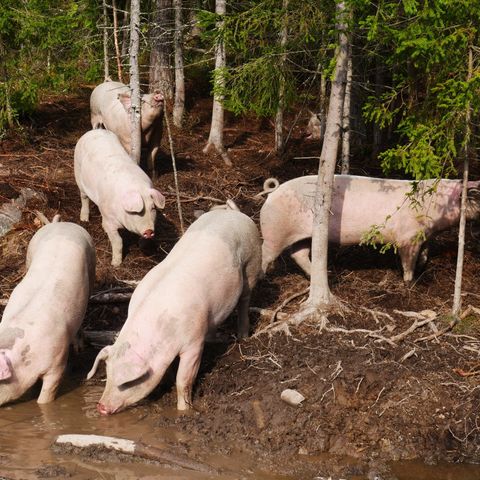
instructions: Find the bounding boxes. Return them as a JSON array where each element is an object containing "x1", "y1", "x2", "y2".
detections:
[{"x1": 54, "y1": 434, "x2": 217, "y2": 474}]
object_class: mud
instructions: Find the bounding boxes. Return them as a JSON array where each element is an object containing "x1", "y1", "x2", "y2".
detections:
[{"x1": 0, "y1": 88, "x2": 479, "y2": 479}]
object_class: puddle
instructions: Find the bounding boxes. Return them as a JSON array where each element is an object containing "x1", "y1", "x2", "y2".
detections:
[
  {"x1": 0, "y1": 384, "x2": 295, "y2": 479},
  {"x1": 0, "y1": 382, "x2": 479, "y2": 480}
]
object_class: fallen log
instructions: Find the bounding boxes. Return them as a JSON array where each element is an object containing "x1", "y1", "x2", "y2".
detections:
[{"x1": 54, "y1": 434, "x2": 217, "y2": 474}]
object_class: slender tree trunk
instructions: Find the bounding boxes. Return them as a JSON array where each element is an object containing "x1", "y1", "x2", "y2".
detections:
[
  {"x1": 129, "y1": 0, "x2": 142, "y2": 164},
  {"x1": 203, "y1": 0, "x2": 231, "y2": 166},
  {"x1": 307, "y1": 0, "x2": 349, "y2": 309},
  {"x1": 340, "y1": 51, "x2": 352, "y2": 174},
  {"x1": 150, "y1": 0, "x2": 174, "y2": 99},
  {"x1": 274, "y1": 0, "x2": 288, "y2": 155},
  {"x1": 452, "y1": 47, "x2": 473, "y2": 317},
  {"x1": 372, "y1": 58, "x2": 383, "y2": 159},
  {"x1": 173, "y1": 0, "x2": 185, "y2": 127},
  {"x1": 103, "y1": 0, "x2": 110, "y2": 80},
  {"x1": 112, "y1": 0, "x2": 124, "y2": 82},
  {"x1": 121, "y1": 3, "x2": 129, "y2": 60}
]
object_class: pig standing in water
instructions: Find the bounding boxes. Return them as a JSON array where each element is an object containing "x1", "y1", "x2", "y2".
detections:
[
  {"x1": 87, "y1": 208, "x2": 262, "y2": 414},
  {"x1": 260, "y1": 175, "x2": 480, "y2": 283},
  {"x1": 0, "y1": 220, "x2": 95, "y2": 406},
  {"x1": 74, "y1": 129, "x2": 166, "y2": 266},
  {"x1": 90, "y1": 80, "x2": 164, "y2": 176}
]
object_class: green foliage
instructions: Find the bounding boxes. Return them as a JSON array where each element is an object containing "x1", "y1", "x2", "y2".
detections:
[
  {"x1": 0, "y1": 0, "x2": 101, "y2": 132},
  {"x1": 198, "y1": 0, "x2": 334, "y2": 119},
  {"x1": 356, "y1": 0, "x2": 480, "y2": 179}
]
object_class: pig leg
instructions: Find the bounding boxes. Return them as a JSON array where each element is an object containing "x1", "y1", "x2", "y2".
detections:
[
  {"x1": 237, "y1": 283, "x2": 251, "y2": 339},
  {"x1": 79, "y1": 192, "x2": 90, "y2": 222},
  {"x1": 176, "y1": 344, "x2": 203, "y2": 411},
  {"x1": 398, "y1": 244, "x2": 422, "y2": 284},
  {"x1": 261, "y1": 241, "x2": 283, "y2": 273},
  {"x1": 38, "y1": 364, "x2": 65, "y2": 404},
  {"x1": 102, "y1": 220, "x2": 123, "y2": 266},
  {"x1": 290, "y1": 240, "x2": 312, "y2": 276}
]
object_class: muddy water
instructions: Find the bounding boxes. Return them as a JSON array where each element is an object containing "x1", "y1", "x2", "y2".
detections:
[
  {"x1": 0, "y1": 383, "x2": 479, "y2": 480},
  {"x1": 0, "y1": 384, "x2": 292, "y2": 480}
]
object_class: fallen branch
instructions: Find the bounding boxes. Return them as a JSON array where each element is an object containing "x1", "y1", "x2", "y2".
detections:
[
  {"x1": 83, "y1": 330, "x2": 118, "y2": 346},
  {"x1": 249, "y1": 307, "x2": 288, "y2": 320},
  {"x1": 54, "y1": 434, "x2": 216, "y2": 474},
  {"x1": 165, "y1": 190, "x2": 224, "y2": 204},
  {"x1": 89, "y1": 291, "x2": 133, "y2": 303},
  {"x1": 387, "y1": 310, "x2": 437, "y2": 343}
]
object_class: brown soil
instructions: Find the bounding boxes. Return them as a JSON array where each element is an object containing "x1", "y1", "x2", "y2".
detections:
[{"x1": 1, "y1": 88, "x2": 480, "y2": 479}]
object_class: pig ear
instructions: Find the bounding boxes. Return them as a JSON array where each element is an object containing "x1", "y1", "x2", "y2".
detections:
[
  {"x1": 150, "y1": 189, "x2": 165, "y2": 210},
  {"x1": 118, "y1": 92, "x2": 132, "y2": 113},
  {"x1": 112, "y1": 349, "x2": 149, "y2": 387},
  {"x1": 122, "y1": 191, "x2": 144, "y2": 213},
  {"x1": 86, "y1": 346, "x2": 111, "y2": 380},
  {"x1": 0, "y1": 351, "x2": 12, "y2": 381}
]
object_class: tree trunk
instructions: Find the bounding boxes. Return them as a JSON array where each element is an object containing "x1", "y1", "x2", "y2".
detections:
[
  {"x1": 372, "y1": 58, "x2": 383, "y2": 159},
  {"x1": 173, "y1": 0, "x2": 185, "y2": 127},
  {"x1": 102, "y1": 0, "x2": 110, "y2": 80},
  {"x1": 112, "y1": 0, "x2": 123, "y2": 82},
  {"x1": 274, "y1": 0, "x2": 288, "y2": 155},
  {"x1": 452, "y1": 47, "x2": 473, "y2": 317},
  {"x1": 203, "y1": 0, "x2": 231, "y2": 166},
  {"x1": 129, "y1": 0, "x2": 142, "y2": 164},
  {"x1": 150, "y1": 0, "x2": 174, "y2": 99},
  {"x1": 121, "y1": 2, "x2": 129, "y2": 60},
  {"x1": 340, "y1": 51, "x2": 352, "y2": 174},
  {"x1": 308, "y1": 0, "x2": 349, "y2": 308}
]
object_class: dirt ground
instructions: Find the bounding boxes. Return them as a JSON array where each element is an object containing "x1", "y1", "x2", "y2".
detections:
[{"x1": 1, "y1": 87, "x2": 480, "y2": 479}]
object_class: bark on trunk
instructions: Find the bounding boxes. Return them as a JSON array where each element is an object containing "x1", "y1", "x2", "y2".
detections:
[
  {"x1": 340, "y1": 52, "x2": 352, "y2": 174},
  {"x1": 308, "y1": 1, "x2": 349, "y2": 308},
  {"x1": 452, "y1": 47, "x2": 473, "y2": 317},
  {"x1": 112, "y1": 0, "x2": 123, "y2": 82},
  {"x1": 129, "y1": 0, "x2": 142, "y2": 164},
  {"x1": 173, "y1": 0, "x2": 185, "y2": 127},
  {"x1": 121, "y1": 3, "x2": 129, "y2": 60},
  {"x1": 274, "y1": 0, "x2": 288, "y2": 155},
  {"x1": 149, "y1": 0, "x2": 174, "y2": 99},
  {"x1": 103, "y1": 0, "x2": 110, "y2": 80},
  {"x1": 203, "y1": 0, "x2": 231, "y2": 166}
]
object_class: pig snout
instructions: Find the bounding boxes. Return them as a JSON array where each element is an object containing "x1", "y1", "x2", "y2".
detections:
[
  {"x1": 153, "y1": 92, "x2": 164, "y2": 103},
  {"x1": 142, "y1": 229, "x2": 154, "y2": 239},
  {"x1": 97, "y1": 402, "x2": 115, "y2": 415}
]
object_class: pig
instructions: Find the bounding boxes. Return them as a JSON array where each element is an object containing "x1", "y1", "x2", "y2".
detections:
[
  {"x1": 90, "y1": 80, "x2": 164, "y2": 177},
  {"x1": 0, "y1": 220, "x2": 95, "y2": 406},
  {"x1": 74, "y1": 129, "x2": 166, "y2": 266},
  {"x1": 260, "y1": 174, "x2": 480, "y2": 283},
  {"x1": 87, "y1": 208, "x2": 262, "y2": 414},
  {"x1": 305, "y1": 110, "x2": 326, "y2": 141}
]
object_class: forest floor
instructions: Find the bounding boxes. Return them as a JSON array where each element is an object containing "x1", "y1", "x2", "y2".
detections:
[{"x1": 1, "y1": 87, "x2": 480, "y2": 479}]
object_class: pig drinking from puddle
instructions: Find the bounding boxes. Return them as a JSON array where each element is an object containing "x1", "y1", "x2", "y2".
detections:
[
  {"x1": 74, "y1": 129, "x2": 166, "y2": 266},
  {"x1": 90, "y1": 80, "x2": 164, "y2": 176},
  {"x1": 0, "y1": 220, "x2": 95, "y2": 406},
  {"x1": 260, "y1": 175, "x2": 480, "y2": 283},
  {"x1": 87, "y1": 208, "x2": 262, "y2": 414}
]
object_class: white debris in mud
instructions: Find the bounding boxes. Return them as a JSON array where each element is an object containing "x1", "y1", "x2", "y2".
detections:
[{"x1": 280, "y1": 388, "x2": 305, "y2": 406}]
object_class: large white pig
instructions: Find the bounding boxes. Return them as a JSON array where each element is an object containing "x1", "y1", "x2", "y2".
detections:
[
  {"x1": 260, "y1": 175, "x2": 480, "y2": 283},
  {"x1": 90, "y1": 80, "x2": 164, "y2": 176},
  {"x1": 87, "y1": 208, "x2": 262, "y2": 414},
  {"x1": 0, "y1": 220, "x2": 95, "y2": 406},
  {"x1": 74, "y1": 129, "x2": 166, "y2": 266}
]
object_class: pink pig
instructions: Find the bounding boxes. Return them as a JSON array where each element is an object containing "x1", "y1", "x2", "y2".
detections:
[
  {"x1": 0, "y1": 220, "x2": 95, "y2": 406},
  {"x1": 90, "y1": 80, "x2": 164, "y2": 176},
  {"x1": 260, "y1": 174, "x2": 480, "y2": 283},
  {"x1": 74, "y1": 129, "x2": 166, "y2": 266},
  {"x1": 87, "y1": 208, "x2": 262, "y2": 414}
]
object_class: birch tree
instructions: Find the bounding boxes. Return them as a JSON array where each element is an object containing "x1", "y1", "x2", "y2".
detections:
[
  {"x1": 102, "y1": 0, "x2": 110, "y2": 80},
  {"x1": 340, "y1": 52, "x2": 352, "y2": 174},
  {"x1": 303, "y1": 0, "x2": 350, "y2": 313},
  {"x1": 129, "y1": 0, "x2": 142, "y2": 164},
  {"x1": 112, "y1": 0, "x2": 124, "y2": 82},
  {"x1": 203, "y1": 0, "x2": 231, "y2": 166}
]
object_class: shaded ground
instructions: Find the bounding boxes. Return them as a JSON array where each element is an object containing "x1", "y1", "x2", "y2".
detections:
[{"x1": 0, "y1": 88, "x2": 479, "y2": 479}]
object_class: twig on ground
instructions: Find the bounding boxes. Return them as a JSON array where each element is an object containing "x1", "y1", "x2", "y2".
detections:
[
  {"x1": 249, "y1": 307, "x2": 288, "y2": 320},
  {"x1": 269, "y1": 287, "x2": 310, "y2": 323},
  {"x1": 89, "y1": 292, "x2": 133, "y2": 303},
  {"x1": 165, "y1": 189, "x2": 224, "y2": 204},
  {"x1": 388, "y1": 310, "x2": 437, "y2": 343}
]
